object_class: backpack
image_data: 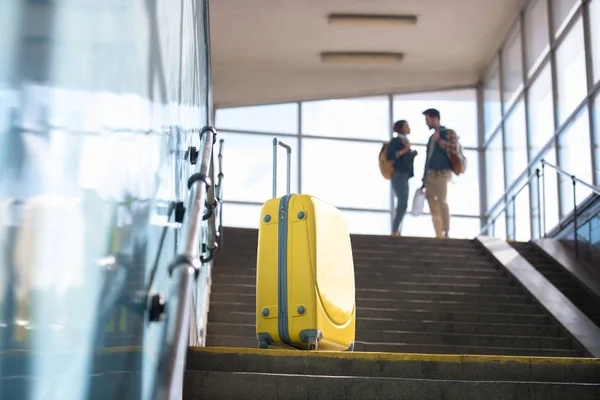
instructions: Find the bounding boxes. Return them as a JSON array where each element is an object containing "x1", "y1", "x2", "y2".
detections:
[
  {"x1": 378, "y1": 141, "x2": 395, "y2": 180},
  {"x1": 445, "y1": 129, "x2": 466, "y2": 175}
]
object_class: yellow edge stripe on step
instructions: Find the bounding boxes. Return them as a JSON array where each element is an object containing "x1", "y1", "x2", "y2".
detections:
[{"x1": 189, "y1": 346, "x2": 600, "y2": 365}]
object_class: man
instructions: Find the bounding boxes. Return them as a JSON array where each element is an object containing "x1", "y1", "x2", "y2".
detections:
[{"x1": 420, "y1": 108, "x2": 452, "y2": 239}]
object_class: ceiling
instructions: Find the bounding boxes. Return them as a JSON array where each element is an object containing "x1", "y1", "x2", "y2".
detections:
[{"x1": 210, "y1": 0, "x2": 526, "y2": 108}]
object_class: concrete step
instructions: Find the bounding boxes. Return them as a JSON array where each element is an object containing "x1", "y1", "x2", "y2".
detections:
[
  {"x1": 184, "y1": 369, "x2": 600, "y2": 400},
  {"x1": 353, "y1": 341, "x2": 581, "y2": 357},
  {"x1": 209, "y1": 302, "x2": 547, "y2": 325},
  {"x1": 187, "y1": 347, "x2": 600, "y2": 383},
  {"x1": 204, "y1": 334, "x2": 580, "y2": 357},
  {"x1": 215, "y1": 263, "x2": 507, "y2": 277},
  {"x1": 213, "y1": 265, "x2": 508, "y2": 279},
  {"x1": 206, "y1": 322, "x2": 568, "y2": 349},
  {"x1": 352, "y1": 247, "x2": 483, "y2": 255},
  {"x1": 212, "y1": 271, "x2": 512, "y2": 286},
  {"x1": 211, "y1": 279, "x2": 522, "y2": 296},
  {"x1": 207, "y1": 312, "x2": 561, "y2": 337},
  {"x1": 209, "y1": 292, "x2": 537, "y2": 314},
  {"x1": 217, "y1": 254, "x2": 496, "y2": 268},
  {"x1": 210, "y1": 283, "x2": 533, "y2": 304}
]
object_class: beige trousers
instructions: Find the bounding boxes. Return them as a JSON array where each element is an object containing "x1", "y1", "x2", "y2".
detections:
[{"x1": 425, "y1": 170, "x2": 452, "y2": 238}]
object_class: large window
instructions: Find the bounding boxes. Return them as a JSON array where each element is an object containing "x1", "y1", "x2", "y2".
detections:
[
  {"x1": 402, "y1": 216, "x2": 481, "y2": 239},
  {"x1": 594, "y1": 94, "x2": 600, "y2": 185},
  {"x1": 340, "y1": 210, "x2": 391, "y2": 235},
  {"x1": 448, "y1": 150, "x2": 481, "y2": 216},
  {"x1": 486, "y1": 130, "x2": 505, "y2": 208},
  {"x1": 552, "y1": 0, "x2": 581, "y2": 37},
  {"x1": 216, "y1": 89, "x2": 483, "y2": 236},
  {"x1": 484, "y1": 58, "x2": 502, "y2": 139},
  {"x1": 507, "y1": 186, "x2": 532, "y2": 241},
  {"x1": 393, "y1": 89, "x2": 478, "y2": 147},
  {"x1": 502, "y1": 24, "x2": 524, "y2": 110},
  {"x1": 504, "y1": 100, "x2": 528, "y2": 187},
  {"x1": 555, "y1": 15, "x2": 587, "y2": 126},
  {"x1": 218, "y1": 132, "x2": 299, "y2": 202},
  {"x1": 216, "y1": 103, "x2": 298, "y2": 134},
  {"x1": 491, "y1": 211, "x2": 508, "y2": 240},
  {"x1": 222, "y1": 203, "x2": 262, "y2": 229},
  {"x1": 302, "y1": 96, "x2": 389, "y2": 141},
  {"x1": 558, "y1": 107, "x2": 593, "y2": 215},
  {"x1": 590, "y1": 0, "x2": 600, "y2": 84},
  {"x1": 528, "y1": 63, "x2": 554, "y2": 157},
  {"x1": 541, "y1": 148, "x2": 560, "y2": 233},
  {"x1": 524, "y1": 0, "x2": 550, "y2": 76},
  {"x1": 301, "y1": 138, "x2": 390, "y2": 210}
]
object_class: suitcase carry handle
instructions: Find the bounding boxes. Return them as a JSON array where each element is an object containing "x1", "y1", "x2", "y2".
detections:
[{"x1": 273, "y1": 138, "x2": 292, "y2": 198}]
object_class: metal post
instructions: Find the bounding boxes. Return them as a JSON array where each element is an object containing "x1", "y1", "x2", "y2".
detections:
[
  {"x1": 492, "y1": 219, "x2": 496, "y2": 237},
  {"x1": 536, "y1": 168, "x2": 542, "y2": 238},
  {"x1": 542, "y1": 162, "x2": 547, "y2": 237},
  {"x1": 512, "y1": 195, "x2": 517, "y2": 240},
  {"x1": 572, "y1": 176, "x2": 578, "y2": 259}
]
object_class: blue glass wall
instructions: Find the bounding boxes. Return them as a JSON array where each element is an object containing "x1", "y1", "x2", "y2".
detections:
[{"x1": 0, "y1": 0, "x2": 211, "y2": 399}]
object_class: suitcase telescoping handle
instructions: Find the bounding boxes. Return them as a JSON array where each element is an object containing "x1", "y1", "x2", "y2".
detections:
[{"x1": 272, "y1": 137, "x2": 292, "y2": 198}]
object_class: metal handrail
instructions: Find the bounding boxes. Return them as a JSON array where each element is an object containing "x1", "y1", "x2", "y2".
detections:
[
  {"x1": 272, "y1": 138, "x2": 291, "y2": 198},
  {"x1": 541, "y1": 160, "x2": 600, "y2": 195},
  {"x1": 154, "y1": 126, "x2": 216, "y2": 400},
  {"x1": 216, "y1": 139, "x2": 224, "y2": 248},
  {"x1": 482, "y1": 158, "x2": 600, "y2": 259},
  {"x1": 480, "y1": 168, "x2": 540, "y2": 237}
]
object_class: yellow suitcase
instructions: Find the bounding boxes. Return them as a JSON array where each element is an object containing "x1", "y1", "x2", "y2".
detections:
[{"x1": 255, "y1": 193, "x2": 356, "y2": 351}]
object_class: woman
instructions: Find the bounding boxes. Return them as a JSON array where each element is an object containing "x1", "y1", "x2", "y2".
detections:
[{"x1": 386, "y1": 120, "x2": 417, "y2": 237}]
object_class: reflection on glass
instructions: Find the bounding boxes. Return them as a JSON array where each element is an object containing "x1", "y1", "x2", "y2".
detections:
[
  {"x1": 486, "y1": 130, "x2": 506, "y2": 208},
  {"x1": 216, "y1": 103, "x2": 299, "y2": 134},
  {"x1": 218, "y1": 132, "x2": 299, "y2": 202},
  {"x1": 558, "y1": 108, "x2": 593, "y2": 215},
  {"x1": 541, "y1": 147, "x2": 561, "y2": 232},
  {"x1": 484, "y1": 57, "x2": 502, "y2": 139},
  {"x1": 528, "y1": 64, "x2": 554, "y2": 157},
  {"x1": 301, "y1": 96, "x2": 389, "y2": 140},
  {"x1": 339, "y1": 210, "x2": 391, "y2": 235},
  {"x1": 302, "y1": 138, "x2": 391, "y2": 210},
  {"x1": 525, "y1": 0, "x2": 550, "y2": 76},
  {"x1": 552, "y1": 0, "x2": 581, "y2": 37},
  {"x1": 556, "y1": 16, "x2": 587, "y2": 126},
  {"x1": 447, "y1": 149, "x2": 481, "y2": 216},
  {"x1": 590, "y1": 0, "x2": 600, "y2": 83},
  {"x1": 504, "y1": 100, "x2": 528, "y2": 187},
  {"x1": 502, "y1": 25, "x2": 524, "y2": 109},
  {"x1": 393, "y1": 89, "x2": 478, "y2": 147},
  {"x1": 222, "y1": 203, "x2": 262, "y2": 229},
  {"x1": 401, "y1": 215, "x2": 481, "y2": 239}
]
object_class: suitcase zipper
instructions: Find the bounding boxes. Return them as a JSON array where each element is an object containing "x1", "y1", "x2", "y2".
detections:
[{"x1": 278, "y1": 194, "x2": 292, "y2": 346}]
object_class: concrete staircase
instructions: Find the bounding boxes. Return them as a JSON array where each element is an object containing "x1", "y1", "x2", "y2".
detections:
[
  {"x1": 205, "y1": 228, "x2": 582, "y2": 357},
  {"x1": 510, "y1": 241, "x2": 600, "y2": 327},
  {"x1": 183, "y1": 227, "x2": 600, "y2": 399}
]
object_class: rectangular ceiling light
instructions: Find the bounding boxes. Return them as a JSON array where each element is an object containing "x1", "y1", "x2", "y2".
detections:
[
  {"x1": 327, "y1": 14, "x2": 418, "y2": 27},
  {"x1": 320, "y1": 52, "x2": 404, "y2": 64}
]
